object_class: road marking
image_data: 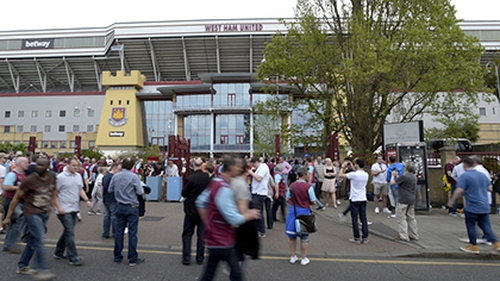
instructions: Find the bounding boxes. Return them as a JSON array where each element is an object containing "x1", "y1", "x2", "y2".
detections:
[{"x1": 37, "y1": 243, "x2": 500, "y2": 267}]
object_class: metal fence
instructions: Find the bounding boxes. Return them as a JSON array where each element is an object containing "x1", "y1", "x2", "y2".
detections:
[{"x1": 457, "y1": 152, "x2": 500, "y2": 174}]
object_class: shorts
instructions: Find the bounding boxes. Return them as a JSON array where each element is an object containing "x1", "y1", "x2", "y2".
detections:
[
  {"x1": 289, "y1": 232, "x2": 309, "y2": 243},
  {"x1": 373, "y1": 182, "x2": 389, "y2": 196}
]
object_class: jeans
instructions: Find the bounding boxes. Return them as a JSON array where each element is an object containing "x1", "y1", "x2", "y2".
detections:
[
  {"x1": 395, "y1": 203, "x2": 419, "y2": 240},
  {"x1": 19, "y1": 213, "x2": 50, "y2": 271},
  {"x1": 251, "y1": 194, "x2": 266, "y2": 234},
  {"x1": 114, "y1": 203, "x2": 140, "y2": 263},
  {"x1": 282, "y1": 174, "x2": 289, "y2": 188},
  {"x1": 448, "y1": 184, "x2": 458, "y2": 214},
  {"x1": 181, "y1": 214, "x2": 205, "y2": 263},
  {"x1": 265, "y1": 197, "x2": 273, "y2": 229},
  {"x1": 272, "y1": 196, "x2": 287, "y2": 222},
  {"x1": 55, "y1": 212, "x2": 79, "y2": 261},
  {"x1": 314, "y1": 181, "x2": 323, "y2": 199},
  {"x1": 464, "y1": 211, "x2": 498, "y2": 245},
  {"x1": 391, "y1": 188, "x2": 399, "y2": 207},
  {"x1": 201, "y1": 247, "x2": 241, "y2": 281},
  {"x1": 3, "y1": 199, "x2": 23, "y2": 249},
  {"x1": 102, "y1": 201, "x2": 117, "y2": 238},
  {"x1": 350, "y1": 201, "x2": 368, "y2": 240}
]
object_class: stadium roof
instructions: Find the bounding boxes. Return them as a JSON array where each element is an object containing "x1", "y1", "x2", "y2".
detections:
[{"x1": 0, "y1": 19, "x2": 499, "y2": 94}]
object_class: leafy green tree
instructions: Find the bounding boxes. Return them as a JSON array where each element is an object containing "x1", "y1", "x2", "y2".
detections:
[
  {"x1": 258, "y1": 0, "x2": 487, "y2": 153},
  {"x1": 0, "y1": 143, "x2": 27, "y2": 154},
  {"x1": 425, "y1": 116, "x2": 480, "y2": 142}
]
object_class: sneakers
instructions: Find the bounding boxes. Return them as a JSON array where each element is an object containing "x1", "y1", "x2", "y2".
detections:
[
  {"x1": 69, "y1": 257, "x2": 84, "y2": 266},
  {"x1": 394, "y1": 236, "x2": 409, "y2": 242},
  {"x1": 460, "y1": 244, "x2": 480, "y2": 254},
  {"x1": 316, "y1": 206, "x2": 326, "y2": 211},
  {"x1": 337, "y1": 200, "x2": 341, "y2": 205},
  {"x1": 300, "y1": 257, "x2": 310, "y2": 266},
  {"x1": 359, "y1": 221, "x2": 373, "y2": 226},
  {"x1": 258, "y1": 232, "x2": 266, "y2": 238},
  {"x1": 361, "y1": 239, "x2": 369, "y2": 245},
  {"x1": 289, "y1": 255, "x2": 298, "y2": 264},
  {"x1": 349, "y1": 238, "x2": 360, "y2": 244},
  {"x1": 77, "y1": 212, "x2": 82, "y2": 221},
  {"x1": 17, "y1": 266, "x2": 37, "y2": 275},
  {"x1": 33, "y1": 271, "x2": 56, "y2": 281},
  {"x1": 389, "y1": 214, "x2": 396, "y2": 218},
  {"x1": 129, "y1": 258, "x2": 145, "y2": 267},
  {"x1": 492, "y1": 242, "x2": 500, "y2": 252},
  {"x1": 124, "y1": 227, "x2": 129, "y2": 234},
  {"x1": 3, "y1": 247, "x2": 23, "y2": 254},
  {"x1": 374, "y1": 207, "x2": 380, "y2": 214},
  {"x1": 96, "y1": 212, "x2": 103, "y2": 216},
  {"x1": 338, "y1": 213, "x2": 346, "y2": 223},
  {"x1": 53, "y1": 253, "x2": 67, "y2": 260},
  {"x1": 383, "y1": 208, "x2": 391, "y2": 214},
  {"x1": 477, "y1": 238, "x2": 493, "y2": 246},
  {"x1": 87, "y1": 211, "x2": 95, "y2": 215}
]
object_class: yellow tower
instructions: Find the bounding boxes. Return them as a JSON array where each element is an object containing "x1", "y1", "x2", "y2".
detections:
[{"x1": 96, "y1": 70, "x2": 146, "y2": 154}]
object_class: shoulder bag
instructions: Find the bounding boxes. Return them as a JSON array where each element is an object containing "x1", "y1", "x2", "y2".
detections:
[{"x1": 291, "y1": 183, "x2": 318, "y2": 234}]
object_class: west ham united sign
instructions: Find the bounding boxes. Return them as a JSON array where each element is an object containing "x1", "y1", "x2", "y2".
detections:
[{"x1": 109, "y1": 107, "x2": 127, "y2": 127}]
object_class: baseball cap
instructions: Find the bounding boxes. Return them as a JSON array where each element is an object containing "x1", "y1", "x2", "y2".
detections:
[{"x1": 15, "y1": 151, "x2": 23, "y2": 156}]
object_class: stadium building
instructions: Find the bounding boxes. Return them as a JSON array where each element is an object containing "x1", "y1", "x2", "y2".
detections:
[{"x1": 0, "y1": 19, "x2": 499, "y2": 156}]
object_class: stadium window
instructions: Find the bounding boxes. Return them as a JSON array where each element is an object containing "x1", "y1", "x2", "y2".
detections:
[
  {"x1": 493, "y1": 107, "x2": 496, "y2": 115},
  {"x1": 59, "y1": 110, "x2": 66, "y2": 117},
  {"x1": 30, "y1": 125, "x2": 37, "y2": 132},
  {"x1": 87, "y1": 125, "x2": 94, "y2": 132},
  {"x1": 58, "y1": 125, "x2": 65, "y2": 132},
  {"x1": 73, "y1": 125, "x2": 80, "y2": 132},
  {"x1": 16, "y1": 125, "x2": 23, "y2": 132},
  {"x1": 4, "y1": 126, "x2": 10, "y2": 133},
  {"x1": 18, "y1": 110, "x2": 24, "y2": 118},
  {"x1": 110, "y1": 100, "x2": 113, "y2": 105},
  {"x1": 60, "y1": 141, "x2": 67, "y2": 148},
  {"x1": 127, "y1": 100, "x2": 130, "y2": 105},
  {"x1": 4, "y1": 111, "x2": 11, "y2": 118},
  {"x1": 44, "y1": 125, "x2": 51, "y2": 132},
  {"x1": 88, "y1": 109, "x2": 95, "y2": 117},
  {"x1": 45, "y1": 110, "x2": 52, "y2": 118},
  {"x1": 31, "y1": 110, "x2": 38, "y2": 118}
]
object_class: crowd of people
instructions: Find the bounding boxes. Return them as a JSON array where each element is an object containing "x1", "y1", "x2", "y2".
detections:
[{"x1": 1, "y1": 149, "x2": 500, "y2": 280}]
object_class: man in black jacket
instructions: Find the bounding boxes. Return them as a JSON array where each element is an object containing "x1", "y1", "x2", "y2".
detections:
[{"x1": 181, "y1": 157, "x2": 211, "y2": 266}]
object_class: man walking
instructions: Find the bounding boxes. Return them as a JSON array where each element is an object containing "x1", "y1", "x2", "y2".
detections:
[
  {"x1": 181, "y1": 157, "x2": 211, "y2": 266},
  {"x1": 2, "y1": 156, "x2": 29, "y2": 253},
  {"x1": 390, "y1": 162, "x2": 419, "y2": 241},
  {"x1": 445, "y1": 156, "x2": 461, "y2": 215},
  {"x1": 248, "y1": 156, "x2": 270, "y2": 237},
  {"x1": 447, "y1": 156, "x2": 500, "y2": 254},
  {"x1": 372, "y1": 155, "x2": 390, "y2": 214},
  {"x1": 102, "y1": 163, "x2": 121, "y2": 239},
  {"x1": 314, "y1": 156, "x2": 325, "y2": 200},
  {"x1": 196, "y1": 155, "x2": 260, "y2": 281},
  {"x1": 54, "y1": 157, "x2": 92, "y2": 265},
  {"x1": 109, "y1": 156, "x2": 145, "y2": 266},
  {"x1": 3, "y1": 157, "x2": 61, "y2": 280},
  {"x1": 339, "y1": 158, "x2": 369, "y2": 244}
]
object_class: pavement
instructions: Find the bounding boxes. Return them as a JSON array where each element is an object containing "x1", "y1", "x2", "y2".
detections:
[{"x1": 2, "y1": 198, "x2": 500, "y2": 260}]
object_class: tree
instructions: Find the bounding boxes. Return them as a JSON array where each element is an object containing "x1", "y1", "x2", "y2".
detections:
[
  {"x1": 257, "y1": 0, "x2": 487, "y2": 153},
  {"x1": 425, "y1": 116, "x2": 480, "y2": 143}
]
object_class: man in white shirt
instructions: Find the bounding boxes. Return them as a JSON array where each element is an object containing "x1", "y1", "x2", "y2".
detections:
[
  {"x1": 248, "y1": 156, "x2": 270, "y2": 237},
  {"x1": 166, "y1": 160, "x2": 179, "y2": 177},
  {"x1": 339, "y1": 158, "x2": 369, "y2": 244},
  {"x1": 371, "y1": 155, "x2": 390, "y2": 214}
]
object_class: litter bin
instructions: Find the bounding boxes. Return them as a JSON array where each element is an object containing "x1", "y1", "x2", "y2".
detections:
[
  {"x1": 145, "y1": 176, "x2": 162, "y2": 201},
  {"x1": 166, "y1": 176, "x2": 182, "y2": 201}
]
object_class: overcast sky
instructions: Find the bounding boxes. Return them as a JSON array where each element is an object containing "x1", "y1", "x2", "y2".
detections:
[{"x1": 0, "y1": 0, "x2": 498, "y2": 31}]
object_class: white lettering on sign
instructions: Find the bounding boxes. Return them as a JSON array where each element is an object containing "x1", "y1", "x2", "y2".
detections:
[
  {"x1": 205, "y1": 23, "x2": 263, "y2": 33},
  {"x1": 25, "y1": 40, "x2": 52, "y2": 48}
]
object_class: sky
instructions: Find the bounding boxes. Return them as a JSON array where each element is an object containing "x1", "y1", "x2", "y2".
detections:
[{"x1": 0, "y1": 0, "x2": 498, "y2": 32}]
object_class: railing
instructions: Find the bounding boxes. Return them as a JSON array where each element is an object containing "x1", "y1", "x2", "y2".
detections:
[
  {"x1": 457, "y1": 152, "x2": 500, "y2": 174},
  {"x1": 427, "y1": 152, "x2": 441, "y2": 167}
]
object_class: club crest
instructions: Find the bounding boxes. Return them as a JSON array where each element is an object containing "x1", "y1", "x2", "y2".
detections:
[{"x1": 109, "y1": 107, "x2": 127, "y2": 127}]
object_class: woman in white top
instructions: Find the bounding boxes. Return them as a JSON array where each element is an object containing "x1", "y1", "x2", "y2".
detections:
[{"x1": 321, "y1": 158, "x2": 337, "y2": 208}]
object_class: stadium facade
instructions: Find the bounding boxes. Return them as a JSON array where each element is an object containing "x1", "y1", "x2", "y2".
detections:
[{"x1": 0, "y1": 19, "x2": 499, "y2": 156}]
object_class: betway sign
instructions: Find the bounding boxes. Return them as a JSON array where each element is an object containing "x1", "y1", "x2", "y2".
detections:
[
  {"x1": 22, "y1": 39, "x2": 54, "y2": 49},
  {"x1": 205, "y1": 23, "x2": 263, "y2": 33}
]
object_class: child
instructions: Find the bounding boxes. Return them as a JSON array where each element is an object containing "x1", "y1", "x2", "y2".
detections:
[{"x1": 88, "y1": 166, "x2": 106, "y2": 215}]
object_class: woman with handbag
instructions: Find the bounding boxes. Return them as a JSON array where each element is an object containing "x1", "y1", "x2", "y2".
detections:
[{"x1": 285, "y1": 166, "x2": 317, "y2": 266}]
